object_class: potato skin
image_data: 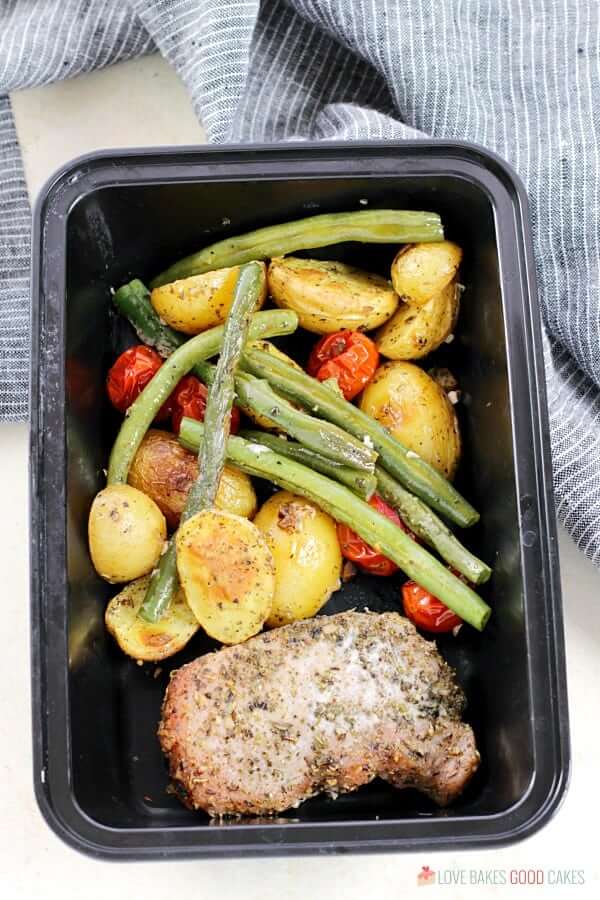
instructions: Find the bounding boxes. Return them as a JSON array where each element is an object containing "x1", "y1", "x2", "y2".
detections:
[
  {"x1": 268, "y1": 257, "x2": 398, "y2": 334},
  {"x1": 176, "y1": 510, "x2": 275, "y2": 645},
  {"x1": 375, "y1": 280, "x2": 460, "y2": 360},
  {"x1": 88, "y1": 484, "x2": 166, "y2": 583},
  {"x1": 359, "y1": 361, "x2": 461, "y2": 479},
  {"x1": 254, "y1": 491, "x2": 342, "y2": 627},
  {"x1": 105, "y1": 575, "x2": 198, "y2": 662},
  {"x1": 390, "y1": 241, "x2": 462, "y2": 307},
  {"x1": 151, "y1": 262, "x2": 266, "y2": 335},
  {"x1": 128, "y1": 430, "x2": 257, "y2": 529}
]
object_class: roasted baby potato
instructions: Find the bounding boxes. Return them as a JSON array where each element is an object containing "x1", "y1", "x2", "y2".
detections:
[
  {"x1": 391, "y1": 241, "x2": 462, "y2": 307},
  {"x1": 359, "y1": 361, "x2": 461, "y2": 479},
  {"x1": 150, "y1": 262, "x2": 266, "y2": 335},
  {"x1": 254, "y1": 491, "x2": 342, "y2": 627},
  {"x1": 88, "y1": 484, "x2": 166, "y2": 583},
  {"x1": 105, "y1": 575, "x2": 199, "y2": 662},
  {"x1": 375, "y1": 279, "x2": 460, "y2": 360},
  {"x1": 176, "y1": 510, "x2": 275, "y2": 644},
  {"x1": 128, "y1": 430, "x2": 257, "y2": 529},
  {"x1": 268, "y1": 257, "x2": 398, "y2": 334}
]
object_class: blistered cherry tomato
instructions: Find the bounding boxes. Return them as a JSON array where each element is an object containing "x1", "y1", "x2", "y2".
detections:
[
  {"x1": 336, "y1": 495, "x2": 414, "y2": 576},
  {"x1": 171, "y1": 374, "x2": 241, "y2": 435},
  {"x1": 401, "y1": 580, "x2": 463, "y2": 633},
  {"x1": 107, "y1": 345, "x2": 172, "y2": 421},
  {"x1": 307, "y1": 330, "x2": 379, "y2": 400}
]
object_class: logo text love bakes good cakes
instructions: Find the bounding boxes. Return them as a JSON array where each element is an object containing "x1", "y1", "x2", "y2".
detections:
[{"x1": 417, "y1": 866, "x2": 585, "y2": 887}]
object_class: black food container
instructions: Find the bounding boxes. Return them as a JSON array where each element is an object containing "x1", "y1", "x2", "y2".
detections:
[{"x1": 30, "y1": 141, "x2": 569, "y2": 859}]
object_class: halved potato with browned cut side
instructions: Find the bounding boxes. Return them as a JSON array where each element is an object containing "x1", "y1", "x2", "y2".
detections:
[
  {"x1": 375, "y1": 279, "x2": 460, "y2": 360},
  {"x1": 176, "y1": 510, "x2": 275, "y2": 645},
  {"x1": 150, "y1": 262, "x2": 266, "y2": 335},
  {"x1": 105, "y1": 576, "x2": 199, "y2": 662},
  {"x1": 391, "y1": 241, "x2": 462, "y2": 307},
  {"x1": 268, "y1": 257, "x2": 398, "y2": 334}
]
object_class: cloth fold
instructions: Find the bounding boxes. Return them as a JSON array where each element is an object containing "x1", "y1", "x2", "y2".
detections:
[{"x1": 1, "y1": 0, "x2": 600, "y2": 566}]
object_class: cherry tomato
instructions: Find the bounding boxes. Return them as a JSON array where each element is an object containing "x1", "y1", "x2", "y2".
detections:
[
  {"x1": 107, "y1": 345, "x2": 172, "y2": 421},
  {"x1": 336, "y1": 495, "x2": 415, "y2": 576},
  {"x1": 307, "y1": 330, "x2": 379, "y2": 400},
  {"x1": 401, "y1": 580, "x2": 463, "y2": 633},
  {"x1": 171, "y1": 374, "x2": 241, "y2": 435}
]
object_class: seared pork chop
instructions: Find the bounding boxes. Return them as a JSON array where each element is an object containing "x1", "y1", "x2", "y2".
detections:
[{"x1": 158, "y1": 611, "x2": 479, "y2": 816}]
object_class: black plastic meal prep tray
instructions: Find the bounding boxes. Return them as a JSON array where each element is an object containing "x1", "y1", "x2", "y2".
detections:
[{"x1": 30, "y1": 140, "x2": 569, "y2": 859}]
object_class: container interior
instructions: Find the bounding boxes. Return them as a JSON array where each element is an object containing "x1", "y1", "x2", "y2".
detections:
[{"x1": 64, "y1": 174, "x2": 533, "y2": 831}]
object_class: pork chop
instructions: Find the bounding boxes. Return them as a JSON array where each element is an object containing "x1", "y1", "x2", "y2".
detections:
[{"x1": 158, "y1": 611, "x2": 479, "y2": 816}]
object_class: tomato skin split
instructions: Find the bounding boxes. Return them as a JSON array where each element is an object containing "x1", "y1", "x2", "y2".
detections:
[
  {"x1": 307, "y1": 330, "x2": 379, "y2": 401},
  {"x1": 402, "y1": 579, "x2": 463, "y2": 633},
  {"x1": 107, "y1": 345, "x2": 173, "y2": 421}
]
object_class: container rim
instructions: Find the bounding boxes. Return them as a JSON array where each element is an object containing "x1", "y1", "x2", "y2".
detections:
[
  {"x1": 32, "y1": 138, "x2": 532, "y2": 225},
  {"x1": 30, "y1": 139, "x2": 570, "y2": 859}
]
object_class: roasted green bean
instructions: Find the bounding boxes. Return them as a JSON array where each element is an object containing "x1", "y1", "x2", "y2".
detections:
[
  {"x1": 179, "y1": 419, "x2": 491, "y2": 631},
  {"x1": 150, "y1": 209, "x2": 444, "y2": 287}
]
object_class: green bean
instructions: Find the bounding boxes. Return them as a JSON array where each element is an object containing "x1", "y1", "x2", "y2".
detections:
[
  {"x1": 138, "y1": 263, "x2": 264, "y2": 623},
  {"x1": 137, "y1": 542, "x2": 179, "y2": 626},
  {"x1": 190, "y1": 264, "x2": 264, "y2": 509},
  {"x1": 178, "y1": 419, "x2": 491, "y2": 631},
  {"x1": 150, "y1": 209, "x2": 444, "y2": 287},
  {"x1": 243, "y1": 430, "x2": 377, "y2": 499},
  {"x1": 112, "y1": 278, "x2": 299, "y2": 393},
  {"x1": 112, "y1": 279, "x2": 184, "y2": 357},
  {"x1": 235, "y1": 373, "x2": 377, "y2": 472},
  {"x1": 375, "y1": 468, "x2": 491, "y2": 585},
  {"x1": 194, "y1": 361, "x2": 376, "y2": 489},
  {"x1": 241, "y1": 348, "x2": 479, "y2": 528},
  {"x1": 106, "y1": 309, "x2": 298, "y2": 485},
  {"x1": 190, "y1": 358, "x2": 376, "y2": 473},
  {"x1": 182, "y1": 417, "x2": 489, "y2": 581}
]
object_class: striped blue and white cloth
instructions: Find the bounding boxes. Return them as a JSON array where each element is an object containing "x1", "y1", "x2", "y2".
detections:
[{"x1": 2, "y1": 0, "x2": 600, "y2": 564}]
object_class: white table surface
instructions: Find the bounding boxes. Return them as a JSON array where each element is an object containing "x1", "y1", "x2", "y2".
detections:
[{"x1": 4, "y1": 55, "x2": 600, "y2": 899}]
